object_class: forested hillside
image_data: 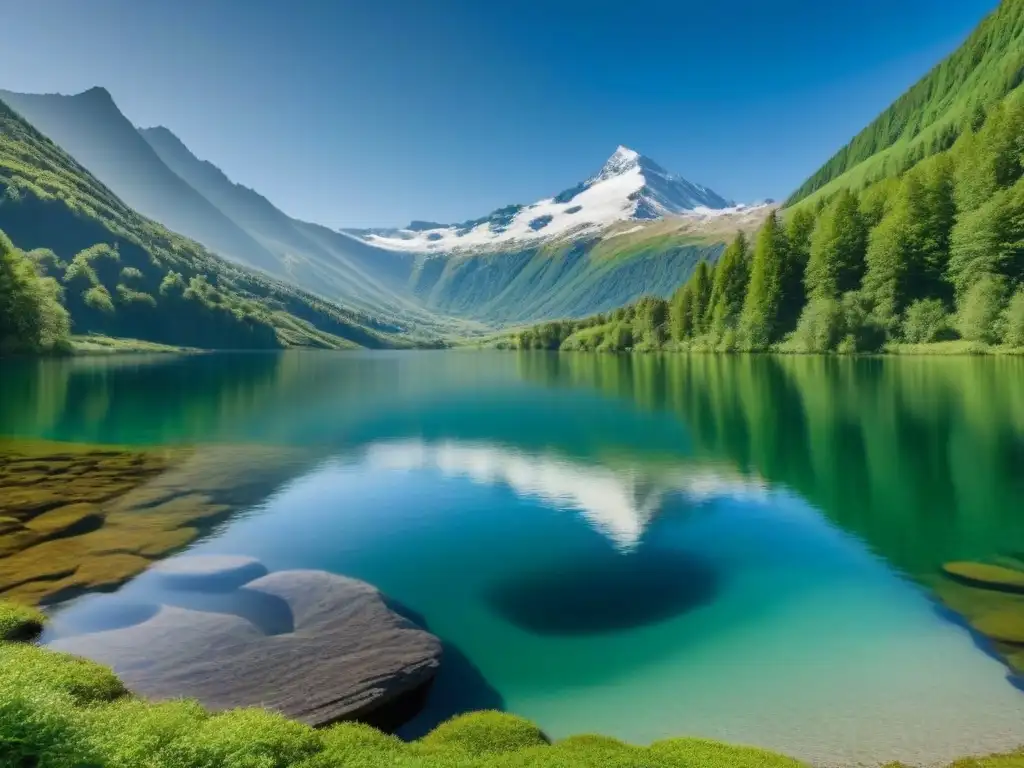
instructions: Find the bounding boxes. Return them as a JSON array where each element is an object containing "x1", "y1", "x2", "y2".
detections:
[
  {"x1": 0, "y1": 98, "x2": 410, "y2": 353},
  {"x1": 787, "y1": 0, "x2": 1024, "y2": 206},
  {"x1": 516, "y1": 87, "x2": 1024, "y2": 353}
]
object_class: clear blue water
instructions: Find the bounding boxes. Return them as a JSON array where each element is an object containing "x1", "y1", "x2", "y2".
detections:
[{"x1": 6, "y1": 351, "x2": 1024, "y2": 765}]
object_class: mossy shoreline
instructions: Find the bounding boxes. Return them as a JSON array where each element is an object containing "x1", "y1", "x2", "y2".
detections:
[{"x1": 1, "y1": 602, "x2": 1022, "y2": 767}]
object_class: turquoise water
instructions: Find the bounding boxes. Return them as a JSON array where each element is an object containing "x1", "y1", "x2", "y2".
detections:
[{"x1": 5, "y1": 351, "x2": 1024, "y2": 765}]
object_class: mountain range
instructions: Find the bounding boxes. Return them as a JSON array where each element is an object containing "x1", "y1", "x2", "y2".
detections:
[
  {"x1": 2, "y1": 85, "x2": 758, "y2": 328},
  {"x1": 344, "y1": 145, "x2": 746, "y2": 253}
]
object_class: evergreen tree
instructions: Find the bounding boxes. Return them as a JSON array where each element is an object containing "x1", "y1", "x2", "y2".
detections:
[
  {"x1": 862, "y1": 172, "x2": 937, "y2": 334},
  {"x1": 632, "y1": 296, "x2": 669, "y2": 346},
  {"x1": 918, "y1": 154, "x2": 957, "y2": 302},
  {"x1": 689, "y1": 261, "x2": 713, "y2": 335},
  {"x1": 781, "y1": 207, "x2": 815, "y2": 330},
  {"x1": 707, "y1": 232, "x2": 750, "y2": 334},
  {"x1": 671, "y1": 283, "x2": 696, "y2": 341},
  {"x1": 805, "y1": 189, "x2": 868, "y2": 301},
  {"x1": 948, "y1": 177, "x2": 1024, "y2": 297},
  {"x1": 740, "y1": 212, "x2": 791, "y2": 349}
]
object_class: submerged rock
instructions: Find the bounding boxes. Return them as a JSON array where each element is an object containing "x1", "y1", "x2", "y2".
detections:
[
  {"x1": 942, "y1": 561, "x2": 1024, "y2": 593},
  {"x1": 49, "y1": 569, "x2": 442, "y2": 729}
]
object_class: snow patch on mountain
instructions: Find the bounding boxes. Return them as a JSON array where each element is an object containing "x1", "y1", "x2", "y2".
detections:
[{"x1": 344, "y1": 145, "x2": 741, "y2": 254}]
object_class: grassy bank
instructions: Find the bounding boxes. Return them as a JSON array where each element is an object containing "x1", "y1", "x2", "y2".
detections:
[
  {"x1": 2, "y1": 602, "x2": 1022, "y2": 767},
  {"x1": 69, "y1": 334, "x2": 202, "y2": 355}
]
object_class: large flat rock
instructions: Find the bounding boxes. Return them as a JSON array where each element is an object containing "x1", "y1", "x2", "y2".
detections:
[{"x1": 49, "y1": 569, "x2": 442, "y2": 728}]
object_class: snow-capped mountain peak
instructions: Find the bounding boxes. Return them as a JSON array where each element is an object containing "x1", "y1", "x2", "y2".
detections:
[
  {"x1": 595, "y1": 145, "x2": 643, "y2": 180},
  {"x1": 343, "y1": 145, "x2": 740, "y2": 254}
]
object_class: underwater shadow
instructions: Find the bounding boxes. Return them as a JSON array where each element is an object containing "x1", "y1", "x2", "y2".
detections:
[
  {"x1": 386, "y1": 599, "x2": 506, "y2": 740},
  {"x1": 483, "y1": 546, "x2": 718, "y2": 636}
]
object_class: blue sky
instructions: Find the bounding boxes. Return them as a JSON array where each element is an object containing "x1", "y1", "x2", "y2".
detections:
[{"x1": 0, "y1": 0, "x2": 998, "y2": 228}]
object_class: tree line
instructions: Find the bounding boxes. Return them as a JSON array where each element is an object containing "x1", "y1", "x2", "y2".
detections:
[{"x1": 517, "y1": 92, "x2": 1024, "y2": 353}]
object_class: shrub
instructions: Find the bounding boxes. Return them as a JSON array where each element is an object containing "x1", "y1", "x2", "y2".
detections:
[
  {"x1": 791, "y1": 298, "x2": 844, "y2": 352},
  {"x1": 0, "y1": 601, "x2": 45, "y2": 642},
  {"x1": 1002, "y1": 287, "x2": 1024, "y2": 347},
  {"x1": 421, "y1": 711, "x2": 548, "y2": 756},
  {"x1": 83, "y1": 285, "x2": 115, "y2": 313},
  {"x1": 902, "y1": 298, "x2": 953, "y2": 343},
  {"x1": 957, "y1": 274, "x2": 1007, "y2": 343}
]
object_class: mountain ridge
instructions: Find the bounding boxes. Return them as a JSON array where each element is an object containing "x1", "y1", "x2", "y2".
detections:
[
  {"x1": 0, "y1": 87, "x2": 285, "y2": 276},
  {"x1": 342, "y1": 145, "x2": 741, "y2": 254}
]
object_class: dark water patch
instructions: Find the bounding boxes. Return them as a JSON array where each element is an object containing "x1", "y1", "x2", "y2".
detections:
[
  {"x1": 485, "y1": 548, "x2": 718, "y2": 636},
  {"x1": 386, "y1": 598, "x2": 505, "y2": 739}
]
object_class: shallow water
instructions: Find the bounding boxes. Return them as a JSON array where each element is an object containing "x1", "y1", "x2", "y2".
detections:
[{"x1": 4, "y1": 351, "x2": 1024, "y2": 765}]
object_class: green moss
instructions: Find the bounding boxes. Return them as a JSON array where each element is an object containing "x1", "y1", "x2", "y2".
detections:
[
  {"x1": 0, "y1": 601, "x2": 46, "y2": 642},
  {"x1": 421, "y1": 711, "x2": 548, "y2": 755},
  {"x1": 296, "y1": 722, "x2": 406, "y2": 767},
  {"x1": 159, "y1": 708, "x2": 323, "y2": 768},
  {"x1": 971, "y1": 609, "x2": 1024, "y2": 643},
  {"x1": 0, "y1": 642, "x2": 127, "y2": 705},
  {"x1": 942, "y1": 561, "x2": 1024, "y2": 592},
  {"x1": 85, "y1": 699, "x2": 208, "y2": 768},
  {"x1": 0, "y1": 680, "x2": 100, "y2": 768}
]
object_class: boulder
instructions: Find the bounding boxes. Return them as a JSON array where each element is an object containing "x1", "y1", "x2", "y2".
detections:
[
  {"x1": 148, "y1": 554, "x2": 268, "y2": 591},
  {"x1": 49, "y1": 570, "x2": 442, "y2": 729}
]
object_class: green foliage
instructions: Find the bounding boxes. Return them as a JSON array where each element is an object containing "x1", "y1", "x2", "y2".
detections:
[
  {"x1": 0, "y1": 98, "x2": 398, "y2": 351},
  {"x1": 957, "y1": 274, "x2": 1008, "y2": 343},
  {"x1": 740, "y1": 212, "x2": 793, "y2": 349},
  {"x1": 631, "y1": 295, "x2": 669, "y2": 347},
  {"x1": 670, "y1": 283, "x2": 696, "y2": 341},
  {"x1": 1003, "y1": 287, "x2": 1024, "y2": 346},
  {"x1": 0, "y1": 602, "x2": 45, "y2": 642},
  {"x1": 789, "y1": 292, "x2": 886, "y2": 353},
  {"x1": 948, "y1": 177, "x2": 1024, "y2": 298},
  {"x1": 791, "y1": 297, "x2": 845, "y2": 353},
  {"x1": 806, "y1": 189, "x2": 867, "y2": 301},
  {"x1": 786, "y1": 0, "x2": 1024, "y2": 205},
  {"x1": 707, "y1": 232, "x2": 750, "y2": 335},
  {"x1": 83, "y1": 285, "x2": 115, "y2": 313},
  {"x1": 160, "y1": 270, "x2": 185, "y2": 296},
  {"x1": 903, "y1": 298, "x2": 953, "y2": 343},
  {"x1": 689, "y1": 260, "x2": 713, "y2": 335},
  {"x1": 120, "y1": 266, "x2": 144, "y2": 281},
  {"x1": 0, "y1": 229, "x2": 71, "y2": 355},
  {"x1": 116, "y1": 284, "x2": 157, "y2": 307}
]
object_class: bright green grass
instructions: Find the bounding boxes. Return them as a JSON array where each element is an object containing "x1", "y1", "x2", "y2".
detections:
[{"x1": 0, "y1": 602, "x2": 45, "y2": 642}]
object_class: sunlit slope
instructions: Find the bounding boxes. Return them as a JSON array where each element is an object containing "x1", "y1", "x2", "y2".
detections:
[
  {"x1": 0, "y1": 98, "x2": 407, "y2": 349},
  {"x1": 787, "y1": 0, "x2": 1024, "y2": 207}
]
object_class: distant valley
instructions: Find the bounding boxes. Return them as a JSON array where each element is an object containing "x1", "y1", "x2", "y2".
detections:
[{"x1": 0, "y1": 87, "x2": 763, "y2": 334}]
